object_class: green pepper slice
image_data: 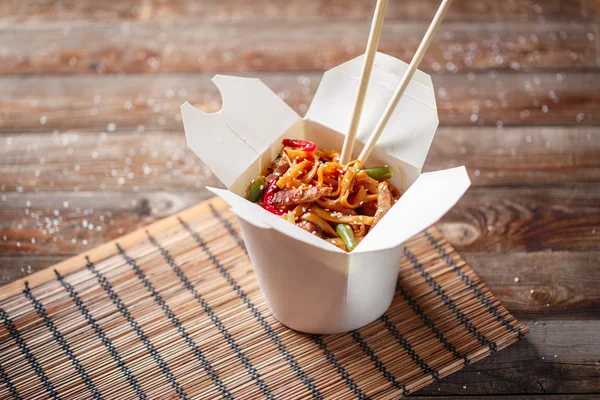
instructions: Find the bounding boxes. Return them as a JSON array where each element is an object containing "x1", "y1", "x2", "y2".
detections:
[
  {"x1": 245, "y1": 176, "x2": 267, "y2": 203},
  {"x1": 336, "y1": 223, "x2": 357, "y2": 251},
  {"x1": 359, "y1": 165, "x2": 393, "y2": 181}
]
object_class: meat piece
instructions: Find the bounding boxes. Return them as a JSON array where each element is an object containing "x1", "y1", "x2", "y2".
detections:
[
  {"x1": 266, "y1": 157, "x2": 290, "y2": 182},
  {"x1": 357, "y1": 201, "x2": 377, "y2": 217},
  {"x1": 297, "y1": 220, "x2": 323, "y2": 238},
  {"x1": 372, "y1": 182, "x2": 392, "y2": 227},
  {"x1": 269, "y1": 186, "x2": 332, "y2": 206}
]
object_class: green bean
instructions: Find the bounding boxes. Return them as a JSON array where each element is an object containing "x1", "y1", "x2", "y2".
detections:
[
  {"x1": 245, "y1": 176, "x2": 267, "y2": 203},
  {"x1": 336, "y1": 223, "x2": 357, "y2": 251},
  {"x1": 359, "y1": 165, "x2": 393, "y2": 181}
]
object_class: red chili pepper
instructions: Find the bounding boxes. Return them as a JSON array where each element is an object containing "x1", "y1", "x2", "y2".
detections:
[
  {"x1": 282, "y1": 138, "x2": 317, "y2": 152},
  {"x1": 261, "y1": 179, "x2": 286, "y2": 215}
]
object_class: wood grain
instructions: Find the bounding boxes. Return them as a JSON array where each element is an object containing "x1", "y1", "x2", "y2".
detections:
[
  {"x1": 2, "y1": 127, "x2": 598, "y2": 192},
  {"x1": 440, "y1": 184, "x2": 600, "y2": 252},
  {"x1": 1, "y1": 20, "x2": 596, "y2": 75},
  {"x1": 464, "y1": 252, "x2": 600, "y2": 319},
  {"x1": 416, "y1": 320, "x2": 600, "y2": 395},
  {"x1": 1, "y1": 71, "x2": 598, "y2": 133},
  {"x1": 0, "y1": 191, "x2": 211, "y2": 256},
  {"x1": 0, "y1": 0, "x2": 591, "y2": 23},
  {"x1": 424, "y1": 127, "x2": 600, "y2": 185},
  {"x1": 0, "y1": 255, "x2": 64, "y2": 284}
]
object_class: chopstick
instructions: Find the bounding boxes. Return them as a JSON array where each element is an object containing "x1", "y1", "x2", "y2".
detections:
[
  {"x1": 339, "y1": 0, "x2": 388, "y2": 165},
  {"x1": 358, "y1": 0, "x2": 454, "y2": 165}
]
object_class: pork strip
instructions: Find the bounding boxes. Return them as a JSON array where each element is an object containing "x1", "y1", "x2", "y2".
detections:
[
  {"x1": 269, "y1": 186, "x2": 332, "y2": 206},
  {"x1": 266, "y1": 157, "x2": 290, "y2": 182},
  {"x1": 372, "y1": 182, "x2": 392, "y2": 227},
  {"x1": 297, "y1": 220, "x2": 324, "y2": 238}
]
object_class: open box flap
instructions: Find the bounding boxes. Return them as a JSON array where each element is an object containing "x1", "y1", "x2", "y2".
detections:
[
  {"x1": 306, "y1": 52, "x2": 438, "y2": 171},
  {"x1": 208, "y1": 187, "x2": 346, "y2": 254},
  {"x1": 355, "y1": 166, "x2": 471, "y2": 253},
  {"x1": 182, "y1": 75, "x2": 301, "y2": 189}
]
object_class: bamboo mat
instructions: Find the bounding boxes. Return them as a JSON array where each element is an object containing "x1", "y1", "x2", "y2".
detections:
[{"x1": 0, "y1": 197, "x2": 528, "y2": 400}]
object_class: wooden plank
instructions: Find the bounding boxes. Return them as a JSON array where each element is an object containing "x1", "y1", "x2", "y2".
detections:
[
  {"x1": 1, "y1": 127, "x2": 597, "y2": 193},
  {"x1": 0, "y1": 191, "x2": 211, "y2": 256},
  {"x1": 415, "y1": 320, "x2": 600, "y2": 395},
  {"x1": 1, "y1": 186, "x2": 598, "y2": 256},
  {"x1": 1, "y1": 20, "x2": 596, "y2": 75},
  {"x1": 1, "y1": 71, "x2": 598, "y2": 133},
  {"x1": 425, "y1": 126, "x2": 600, "y2": 185},
  {"x1": 440, "y1": 184, "x2": 600, "y2": 252},
  {"x1": 0, "y1": 184, "x2": 598, "y2": 259},
  {"x1": 0, "y1": 255, "x2": 65, "y2": 284},
  {"x1": 0, "y1": 0, "x2": 590, "y2": 23},
  {"x1": 0, "y1": 131, "x2": 224, "y2": 192},
  {"x1": 464, "y1": 252, "x2": 600, "y2": 319}
]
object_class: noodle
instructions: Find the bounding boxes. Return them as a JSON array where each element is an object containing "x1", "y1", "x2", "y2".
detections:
[{"x1": 309, "y1": 205, "x2": 375, "y2": 226}]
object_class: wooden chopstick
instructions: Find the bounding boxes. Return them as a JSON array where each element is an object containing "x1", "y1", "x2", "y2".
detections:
[
  {"x1": 339, "y1": 0, "x2": 388, "y2": 165},
  {"x1": 358, "y1": 0, "x2": 454, "y2": 165}
]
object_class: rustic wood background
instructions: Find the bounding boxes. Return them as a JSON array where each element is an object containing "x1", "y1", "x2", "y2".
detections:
[{"x1": 1, "y1": 0, "x2": 599, "y2": 398}]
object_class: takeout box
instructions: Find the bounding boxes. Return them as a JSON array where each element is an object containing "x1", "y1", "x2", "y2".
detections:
[{"x1": 181, "y1": 52, "x2": 470, "y2": 334}]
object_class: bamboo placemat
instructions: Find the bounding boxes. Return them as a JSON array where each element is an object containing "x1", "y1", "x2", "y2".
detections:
[{"x1": 0, "y1": 197, "x2": 527, "y2": 400}]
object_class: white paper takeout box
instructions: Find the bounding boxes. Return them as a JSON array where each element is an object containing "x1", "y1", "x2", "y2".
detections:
[{"x1": 181, "y1": 52, "x2": 470, "y2": 334}]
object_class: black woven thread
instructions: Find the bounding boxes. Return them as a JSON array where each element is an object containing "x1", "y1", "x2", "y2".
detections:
[
  {"x1": 351, "y1": 331, "x2": 408, "y2": 396},
  {"x1": 311, "y1": 335, "x2": 369, "y2": 400},
  {"x1": 23, "y1": 283, "x2": 103, "y2": 400},
  {"x1": 396, "y1": 282, "x2": 469, "y2": 365},
  {"x1": 84, "y1": 257, "x2": 189, "y2": 400},
  {"x1": 0, "y1": 363, "x2": 22, "y2": 400},
  {"x1": 54, "y1": 270, "x2": 147, "y2": 400},
  {"x1": 423, "y1": 231, "x2": 525, "y2": 340},
  {"x1": 145, "y1": 235, "x2": 275, "y2": 400},
  {"x1": 210, "y1": 205, "x2": 247, "y2": 254},
  {"x1": 180, "y1": 212, "x2": 324, "y2": 400},
  {"x1": 0, "y1": 308, "x2": 61, "y2": 399},
  {"x1": 379, "y1": 315, "x2": 439, "y2": 381},
  {"x1": 404, "y1": 248, "x2": 498, "y2": 354},
  {"x1": 116, "y1": 244, "x2": 234, "y2": 400}
]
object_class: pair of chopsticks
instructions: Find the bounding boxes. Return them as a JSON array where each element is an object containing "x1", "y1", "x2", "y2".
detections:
[{"x1": 340, "y1": 0, "x2": 454, "y2": 166}]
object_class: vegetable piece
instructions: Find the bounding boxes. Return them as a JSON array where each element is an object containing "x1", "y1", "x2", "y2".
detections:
[
  {"x1": 282, "y1": 138, "x2": 317, "y2": 152},
  {"x1": 359, "y1": 165, "x2": 393, "y2": 181},
  {"x1": 245, "y1": 176, "x2": 267, "y2": 203},
  {"x1": 336, "y1": 224, "x2": 357, "y2": 251},
  {"x1": 262, "y1": 179, "x2": 286, "y2": 215}
]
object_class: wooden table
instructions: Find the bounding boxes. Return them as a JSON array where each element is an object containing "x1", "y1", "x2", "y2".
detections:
[{"x1": 1, "y1": 1, "x2": 598, "y2": 398}]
